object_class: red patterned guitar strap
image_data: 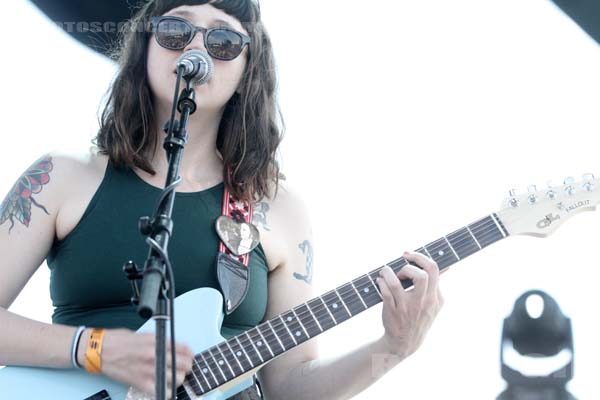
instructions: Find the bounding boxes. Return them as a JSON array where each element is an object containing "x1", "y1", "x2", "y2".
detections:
[
  {"x1": 219, "y1": 184, "x2": 253, "y2": 266},
  {"x1": 215, "y1": 184, "x2": 256, "y2": 314}
]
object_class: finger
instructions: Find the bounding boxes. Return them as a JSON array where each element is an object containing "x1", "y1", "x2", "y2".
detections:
[
  {"x1": 377, "y1": 275, "x2": 397, "y2": 310},
  {"x1": 176, "y1": 368, "x2": 188, "y2": 386},
  {"x1": 379, "y1": 265, "x2": 406, "y2": 307},
  {"x1": 437, "y1": 287, "x2": 445, "y2": 308},
  {"x1": 175, "y1": 343, "x2": 194, "y2": 359},
  {"x1": 176, "y1": 345, "x2": 194, "y2": 373},
  {"x1": 404, "y1": 251, "x2": 439, "y2": 297},
  {"x1": 166, "y1": 341, "x2": 191, "y2": 359},
  {"x1": 396, "y1": 263, "x2": 429, "y2": 299}
]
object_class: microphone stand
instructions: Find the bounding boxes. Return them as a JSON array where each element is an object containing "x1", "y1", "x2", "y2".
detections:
[{"x1": 124, "y1": 66, "x2": 197, "y2": 400}]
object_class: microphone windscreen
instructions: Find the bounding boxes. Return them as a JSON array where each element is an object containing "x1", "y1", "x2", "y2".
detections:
[{"x1": 177, "y1": 50, "x2": 214, "y2": 86}]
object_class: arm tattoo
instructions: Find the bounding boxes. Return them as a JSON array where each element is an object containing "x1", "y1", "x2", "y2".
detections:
[
  {"x1": 0, "y1": 156, "x2": 53, "y2": 233},
  {"x1": 294, "y1": 240, "x2": 314, "y2": 285},
  {"x1": 252, "y1": 202, "x2": 271, "y2": 231}
]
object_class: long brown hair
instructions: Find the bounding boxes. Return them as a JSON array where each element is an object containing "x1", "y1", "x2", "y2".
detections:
[{"x1": 95, "y1": 0, "x2": 283, "y2": 201}]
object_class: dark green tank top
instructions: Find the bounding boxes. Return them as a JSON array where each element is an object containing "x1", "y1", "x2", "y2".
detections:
[{"x1": 47, "y1": 162, "x2": 268, "y2": 339}]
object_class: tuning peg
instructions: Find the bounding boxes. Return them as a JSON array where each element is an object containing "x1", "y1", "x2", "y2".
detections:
[
  {"x1": 527, "y1": 185, "x2": 537, "y2": 204},
  {"x1": 546, "y1": 181, "x2": 557, "y2": 199},
  {"x1": 509, "y1": 189, "x2": 519, "y2": 207},
  {"x1": 583, "y1": 173, "x2": 595, "y2": 192},
  {"x1": 564, "y1": 177, "x2": 575, "y2": 195}
]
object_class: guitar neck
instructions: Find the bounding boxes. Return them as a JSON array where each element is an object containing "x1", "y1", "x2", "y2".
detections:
[{"x1": 189, "y1": 213, "x2": 510, "y2": 395}]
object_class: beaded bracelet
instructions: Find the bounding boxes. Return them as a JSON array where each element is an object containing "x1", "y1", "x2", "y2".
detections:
[
  {"x1": 70, "y1": 326, "x2": 86, "y2": 369},
  {"x1": 84, "y1": 328, "x2": 106, "y2": 374}
]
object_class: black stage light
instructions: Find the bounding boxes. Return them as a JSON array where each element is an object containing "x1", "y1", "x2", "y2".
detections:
[
  {"x1": 551, "y1": 0, "x2": 600, "y2": 46},
  {"x1": 497, "y1": 290, "x2": 576, "y2": 400},
  {"x1": 29, "y1": 0, "x2": 136, "y2": 57}
]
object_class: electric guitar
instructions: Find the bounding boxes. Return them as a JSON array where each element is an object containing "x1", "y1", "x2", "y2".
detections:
[{"x1": 1, "y1": 174, "x2": 597, "y2": 400}]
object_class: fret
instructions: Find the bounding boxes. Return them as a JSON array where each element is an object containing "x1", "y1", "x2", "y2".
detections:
[
  {"x1": 278, "y1": 315, "x2": 298, "y2": 345},
  {"x1": 353, "y1": 275, "x2": 381, "y2": 308},
  {"x1": 255, "y1": 327, "x2": 275, "y2": 358},
  {"x1": 299, "y1": 302, "x2": 324, "y2": 335},
  {"x1": 368, "y1": 271, "x2": 383, "y2": 288},
  {"x1": 470, "y1": 215, "x2": 505, "y2": 248},
  {"x1": 198, "y1": 352, "x2": 221, "y2": 387},
  {"x1": 447, "y1": 228, "x2": 479, "y2": 259},
  {"x1": 417, "y1": 246, "x2": 434, "y2": 260},
  {"x1": 217, "y1": 345, "x2": 238, "y2": 379},
  {"x1": 491, "y1": 214, "x2": 508, "y2": 237},
  {"x1": 207, "y1": 347, "x2": 230, "y2": 381},
  {"x1": 185, "y1": 369, "x2": 204, "y2": 396},
  {"x1": 234, "y1": 336, "x2": 255, "y2": 368},
  {"x1": 215, "y1": 342, "x2": 240, "y2": 377},
  {"x1": 387, "y1": 259, "x2": 407, "y2": 274},
  {"x1": 281, "y1": 310, "x2": 309, "y2": 344},
  {"x1": 291, "y1": 309, "x2": 310, "y2": 338},
  {"x1": 223, "y1": 341, "x2": 245, "y2": 375},
  {"x1": 350, "y1": 281, "x2": 368, "y2": 309},
  {"x1": 443, "y1": 236, "x2": 460, "y2": 260},
  {"x1": 191, "y1": 358, "x2": 212, "y2": 391},
  {"x1": 244, "y1": 331, "x2": 265, "y2": 363},
  {"x1": 255, "y1": 323, "x2": 283, "y2": 356},
  {"x1": 336, "y1": 285, "x2": 364, "y2": 315},
  {"x1": 333, "y1": 288, "x2": 354, "y2": 316},
  {"x1": 424, "y1": 238, "x2": 458, "y2": 269},
  {"x1": 227, "y1": 337, "x2": 252, "y2": 372},
  {"x1": 269, "y1": 318, "x2": 296, "y2": 349},
  {"x1": 309, "y1": 297, "x2": 336, "y2": 330},
  {"x1": 321, "y1": 291, "x2": 350, "y2": 324},
  {"x1": 465, "y1": 226, "x2": 482, "y2": 249},
  {"x1": 293, "y1": 305, "x2": 320, "y2": 337},
  {"x1": 265, "y1": 321, "x2": 287, "y2": 353},
  {"x1": 246, "y1": 329, "x2": 271, "y2": 362},
  {"x1": 365, "y1": 273, "x2": 383, "y2": 301}
]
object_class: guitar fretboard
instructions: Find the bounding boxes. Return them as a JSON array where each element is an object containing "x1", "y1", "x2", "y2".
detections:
[{"x1": 179, "y1": 213, "x2": 509, "y2": 398}]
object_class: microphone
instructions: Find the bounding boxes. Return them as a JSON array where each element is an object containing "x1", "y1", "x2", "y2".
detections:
[{"x1": 176, "y1": 50, "x2": 214, "y2": 86}]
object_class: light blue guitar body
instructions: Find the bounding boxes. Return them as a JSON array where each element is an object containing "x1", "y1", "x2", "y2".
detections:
[{"x1": 0, "y1": 288, "x2": 254, "y2": 399}]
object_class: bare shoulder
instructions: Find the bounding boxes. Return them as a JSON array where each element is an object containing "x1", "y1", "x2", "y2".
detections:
[
  {"x1": 253, "y1": 180, "x2": 312, "y2": 272},
  {"x1": 41, "y1": 149, "x2": 108, "y2": 206},
  {"x1": 48, "y1": 148, "x2": 108, "y2": 182},
  {"x1": 0, "y1": 149, "x2": 109, "y2": 306},
  {"x1": 258, "y1": 180, "x2": 311, "y2": 228},
  {"x1": 1, "y1": 149, "x2": 106, "y2": 213},
  {"x1": 48, "y1": 149, "x2": 109, "y2": 240}
]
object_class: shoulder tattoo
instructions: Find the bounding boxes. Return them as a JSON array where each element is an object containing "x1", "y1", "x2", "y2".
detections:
[
  {"x1": 253, "y1": 201, "x2": 271, "y2": 231},
  {"x1": 294, "y1": 240, "x2": 314, "y2": 285},
  {"x1": 0, "y1": 156, "x2": 53, "y2": 233}
]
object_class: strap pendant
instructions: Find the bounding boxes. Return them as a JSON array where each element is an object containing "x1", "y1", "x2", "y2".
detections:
[{"x1": 215, "y1": 215, "x2": 260, "y2": 257}]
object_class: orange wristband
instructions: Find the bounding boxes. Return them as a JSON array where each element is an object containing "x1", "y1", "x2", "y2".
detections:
[{"x1": 84, "y1": 328, "x2": 106, "y2": 374}]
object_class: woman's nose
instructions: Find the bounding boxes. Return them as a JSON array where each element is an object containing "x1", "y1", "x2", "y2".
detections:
[{"x1": 183, "y1": 30, "x2": 207, "y2": 53}]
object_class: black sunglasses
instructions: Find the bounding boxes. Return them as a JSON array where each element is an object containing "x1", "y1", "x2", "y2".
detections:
[{"x1": 150, "y1": 16, "x2": 251, "y2": 61}]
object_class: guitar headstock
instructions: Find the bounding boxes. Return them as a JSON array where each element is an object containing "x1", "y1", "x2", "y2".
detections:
[{"x1": 497, "y1": 174, "x2": 599, "y2": 237}]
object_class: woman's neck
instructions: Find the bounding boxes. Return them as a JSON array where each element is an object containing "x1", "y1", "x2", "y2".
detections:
[{"x1": 148, "y1": 107, "x2": 225, "y2": 189}]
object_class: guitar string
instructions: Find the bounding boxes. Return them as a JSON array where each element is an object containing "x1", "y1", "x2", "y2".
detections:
[
  {"x1": 189, "y1": 218, "x2": 506, "y2": 395},
  {"x1": 214, "y1": 215, "x2": 504, "y2": 355},
  {"x1": 186, "y1": 217, "x2": 506, "y2": 393},
  {"x1": 188, "y1": 217, "x2": 506, "y2": 392}
]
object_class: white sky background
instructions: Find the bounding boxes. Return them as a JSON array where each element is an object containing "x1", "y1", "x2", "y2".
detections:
[{"x1": 2, "y1": 0, "x2": 600, "y2": 398}]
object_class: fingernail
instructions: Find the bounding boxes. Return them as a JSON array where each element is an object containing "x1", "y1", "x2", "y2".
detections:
[{"x1": 403, "y1": 251, "x2": 409, "y2": 257}]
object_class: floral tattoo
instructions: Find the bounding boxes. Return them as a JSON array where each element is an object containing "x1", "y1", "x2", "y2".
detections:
[
  {"x1": 294, "y1": 240, "x2": 314, "y2": 284},
  {"x1": 0, "y1": 156, "x2": 52, "y2": 232}
]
